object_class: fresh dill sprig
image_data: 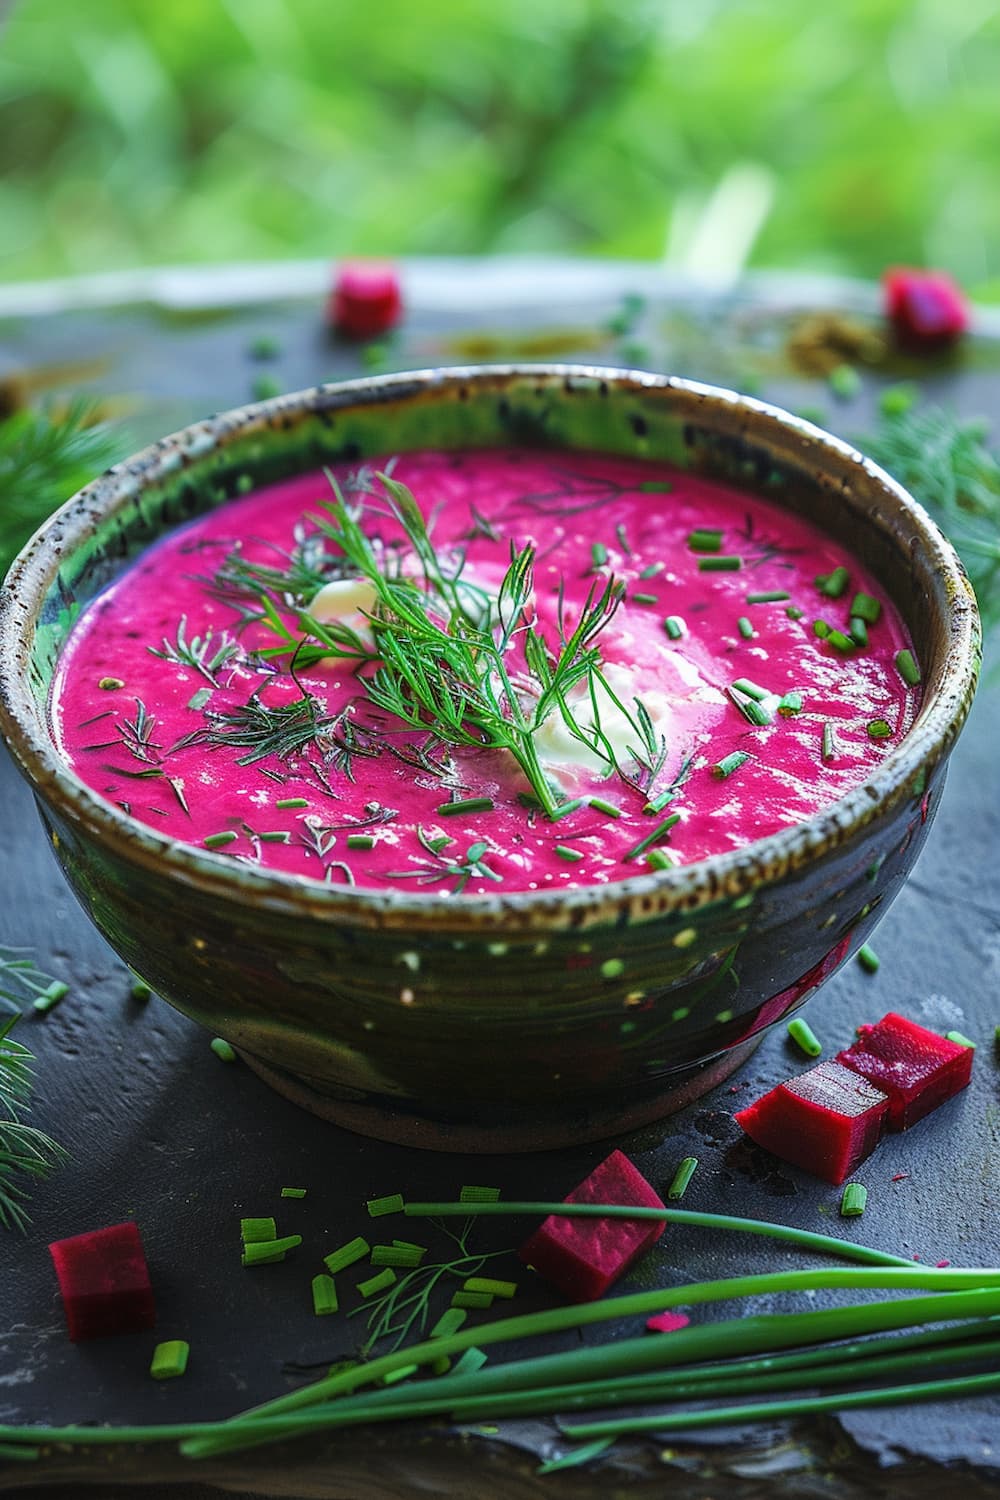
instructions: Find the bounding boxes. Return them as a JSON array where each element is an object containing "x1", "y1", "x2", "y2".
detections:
[
  {"x1": 149, "y1": 616, "x2": 240, "y2": 687},
  {"x1": 195, "y1": 690, "x2": 336, "y2": 765},
  {"x1": 385, "y1": 831, "x2": 503, "y2": 893},
  {"x1": 0, "y1": 399, "x2": 124, "y2": 575},
  {"x1": 860, "y1": 400, "x2": 1000, "y2": 632},
  {"x1": 0, "y1": 1014, "x2": 66, "y2": 1232}
]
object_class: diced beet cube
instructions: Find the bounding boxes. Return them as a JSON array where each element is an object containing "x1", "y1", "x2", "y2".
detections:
[
  {"x1": 734, "y1": 1060, "x2": 889, "y2": 1185},
  {"x1": 882, "y1": 268, "x2": 969, "y2": 351},
  {"x1": 327, "y1": 260, "x2": 403, "y2": 340},
  {"x1": 836, "y1": 1012, "x2": 974, "y2": 1130},
  {"x1": 518, "y1": 1149, "x2": 666, "y2": 1302},
  {"x1": 48, "y1": 1222, "x2": 155, "y2": 1342}
]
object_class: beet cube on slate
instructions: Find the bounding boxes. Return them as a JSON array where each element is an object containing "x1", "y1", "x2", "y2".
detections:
[
  {"x1": 734, "y1": 1060, "x2": 889, "y2": 1185},
  {"x1": 518, "y1": 1149, "x2": 665, "y2": 1302},
  {"x1": 837, "y1": 1012, "x2": 974, "y2": 1130},
  {"x1": 48, "y1": 1221, "x2": 155, "y2": 1342}
]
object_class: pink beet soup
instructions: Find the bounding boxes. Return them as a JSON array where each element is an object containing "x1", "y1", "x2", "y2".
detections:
[{"x1": 50, "y1": 448, "x2": 919, "y2": 895}]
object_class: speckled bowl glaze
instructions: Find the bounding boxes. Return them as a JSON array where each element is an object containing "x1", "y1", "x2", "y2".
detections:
[{"x1": 0, "y1": 368, "x2": 982, "y2": 1151}]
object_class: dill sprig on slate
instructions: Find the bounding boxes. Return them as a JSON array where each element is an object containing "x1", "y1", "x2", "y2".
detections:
[
  {"x1": 861, "y1": 400, "x2": 1000, "y2": 632},
  {"x1": 0, "y1": 400, "x2": 123, "y2": 575},
  {"x1": 0, "y1": 1014, "x2": 66, "y2": 1232}
]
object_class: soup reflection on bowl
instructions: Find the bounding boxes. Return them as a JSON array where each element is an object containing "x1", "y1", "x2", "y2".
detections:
[{"x1": 0, "y1": 368, "x2": 981, "y2": 1151}]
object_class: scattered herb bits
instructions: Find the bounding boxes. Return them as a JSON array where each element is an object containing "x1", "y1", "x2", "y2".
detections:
[
  {"x1": 817, "y1": 566, "x2": 850, "y2": 598},
  {"x1": 664, "y1": 615, "x2": 686, "y2": 640},
  {"x1": 357, "y1": 1267, "x2": 397, "y2": 1299},
  {"x1": 459, "y1": 1185, "x2": 501, "y2": 1203},
  {"x1": 895, "y1": 649, "x2": 920, "y2": 686},
  {"x1": 150, "y1": 1340, "x2": 190, "y2": 1380},
  {"x1": 241, "y1": 1235, "x2": 301, "y2": 1267},
  {"x1": 323, "y1": 1236, "x2": 370, "y2": 1274},
  {"x1": 280, "y1": 1187, "x2": 307, "y2": 1199},
  {"x1": 311, "y1": 1274, "x2": 339, "y2": 1316},
  {"x1": 687, "y1": 527, "x2": 723, "y2": 553},
  {"x1": 787, "y1": 1017, "x2": 823, "y2": 1058},
  {"x1": 857, "y1": 944, "x2": 880, "y2": 973},
  {"x1": 240, "y1": 1217, "x2": 276, "y2": 1244},
  {"x1": 210, "y1": 1038, "x2": 237, "y2": 1063},
  {"x1": 839, "y1": 1183, "x2": 868, "y2": 1218},
  {"x1": 699, "y1": 555, "x2": 742, "y2": 572},
  {"x1": 666, "y1": 1156, "x2": 698, "y2": 1200},
  {"x1": 867, "y1": 719, "x2": 893, "y2": 740},
  {"x1": 366, "y1": 1193, "x2": 404, "y2": 1218},
  {"x1": 712, "y1": 751, "x2": 750, "y2": 780}
]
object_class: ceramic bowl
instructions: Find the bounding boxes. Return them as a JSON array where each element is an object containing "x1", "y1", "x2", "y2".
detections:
[{"x1": 0, "y1": 367, "x2": 981, "y2": 1151}]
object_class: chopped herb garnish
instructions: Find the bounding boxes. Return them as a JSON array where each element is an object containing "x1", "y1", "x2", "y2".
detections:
[
  {"x1": 203, "y1": 831, "x2": 238, "y2": 850},
  {"x1": 737, "y1": 616, "x2": 754, "y2": 638},
  {"x1": 778, "y1": 691, "x2": 803, "y2": 716},
  {"x1": 839, "y1": 1183, "x2": 868, "y2": 1217},
  {"x1": 631, "y1": 592, "x2": 659, "y2": 605},
  {"x1": 645, "y1": 848, "x2": 675, "y2": 871},
  {"x1": 851, "y1": 592, "x2": 882, "y2": 625},
  {"x1": 451, "y1": 1290, "x2": 493, "y2": 1309},
  {"x1": 623, "y1": 813, "x2": 681, "y2": 862},
  {"x1": 688, "y1": 528, "x2": 723, "y2": 553},
  {"x1": 324, "y1": 1237, "x2": 370, "y2": 1275},
  {"x1": 699, "y1": 555, "x2": 742, "y2": 572},
  {"x1": 276, "y1": 797, "x2": 308, "y2": 810},
  {"x1": 666, "y1": 1157, "x2": 698, "y2": 1200},
  {"x1": 549, "y1": 798, "x2": 584, "y2": 821},
  {"x1": 367, "y1": 1193, "x2": 405, "y2": 1218},
  {"x1": 555, "y1": 845, "x2": 584, "y2": 862},
  {"x1": 437, "y1": 797, "x2": 494, "y2": 816},
  {"x1": 639, "y1": 562, "x2": 664, "y2": 579},
  {"x1": 787, "y1": 1017, "x2": 822, "y2": 1058},
  {"x1": 664, "y1": 615, "x2": 685, "y2": 639},
  {"x1": 347, "y1": 834, "x2": 375, "y2": 850},
  {"x1": 827, "y1": 629, "x2": 856, "y2": 653},
  {"x1": 746, "y1": 590, "x2": 790, "y2": 604},
  {"x1": 817, "y1": 566, "x2": 850, "y2": 599},
  {"x1": 821, "y1": 722, "x2": 837, "y2": 762},
  {"x1": 895, "y1": 649, "x2": 920, "y2": 685},
  {"x1": 786, "y1": 605, "x2": 804, "y2": 620},
  {"x1": 590, "y1": 542, "x2": 608, "y2": 570},
  {"x1": 828, "y1": 363, "x2": 862, "y2": 400},
  {"x1": 945, "y1": 1030, "x2": 976, "y2": 1049},
  {"x1": 242, "y1": 1234, "x2": 301, "y2": 1267},
  {"x1": 867, "y1": 719, "x2": 893, "y2": 740},
  {"x1": 281, "y1": 1187, "x2": 307, "y2": 1199},
  {"x1": 729, "y1": 687, "x2": 774, "y2": 727},
  {"x1": 850, "y1": 617, "x2": 869, "y2": 647},
  {"x1": 358, "y1": 1268, "x2": 397, "y2": 1299},
  {"x1": 210, "y1": 1038, "x2": 237, "y2": 1063},
  {"x1": 150, "y1": 1340, "x2": 190, "y2": 1380},
  {"x1": 312, "y1": 1274, "x2": 339, "y2": 1316},
  {"x1": 589, "y1": 798, "x2": 622, "y2": 819},
  {"x1": 731, "y1": 678, "x2": 769, "y2": 701},
  {"x1": 459, "y1": 1185, "x2": 502, "y2": 1203},
  {"x1": 712, "y1": 751, "x2": 751, "y2": 779},
  {"x1": 857, "y1": 944, "x2": 880, "y2": 973}
]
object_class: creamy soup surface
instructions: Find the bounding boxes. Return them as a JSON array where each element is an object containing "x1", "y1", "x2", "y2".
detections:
[{"x1": 51, "y1": 449, "x2": 918, "y2": 894}]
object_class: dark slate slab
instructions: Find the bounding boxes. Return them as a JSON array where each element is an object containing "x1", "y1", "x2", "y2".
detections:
[{"x1": 2, "y1": 265, "x2": 1000, "y2": 1497}]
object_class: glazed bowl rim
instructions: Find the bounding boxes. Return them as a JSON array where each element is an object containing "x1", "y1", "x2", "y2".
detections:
[{"x1": 0, "y1": 364, "x2": 982, "y2": 926}]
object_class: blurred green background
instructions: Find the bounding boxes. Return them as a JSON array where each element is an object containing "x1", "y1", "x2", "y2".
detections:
[{"x1": 3, "y1": 0, "x2": 1000, "y2": 293}]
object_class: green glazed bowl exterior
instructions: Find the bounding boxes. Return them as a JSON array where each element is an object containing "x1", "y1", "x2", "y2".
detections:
[{"x1": 0, "y1": 367, "x2": 982, "y2": 1150}]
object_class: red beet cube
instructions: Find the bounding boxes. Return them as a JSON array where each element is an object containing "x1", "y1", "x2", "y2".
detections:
[
  {"x1": 328, "y1": 260, "x2": 403, "y2": 340},
  {"x1": 883, "y1": 268, "x2": 969, "y2": 351},
  {"x1": 518, "y1": 1149, "x2": 666, "y2": 1302},
  {"x1": 836, "y1": 1012, "x2": 974, "y2": 1130},
  {"x1": 48, "y1": 1222, "x2": 155, "y2": 1342},
  {"x1": 734, "y1": 1060, "x2": 889, "y2": 1185}
]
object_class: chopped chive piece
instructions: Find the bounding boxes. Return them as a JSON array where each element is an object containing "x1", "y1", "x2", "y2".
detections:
[
  {"x1": 188, "y1": 687, "x2": 212, "y2": 711},
  {"x1": 311, "y1": 1274, "x2": 339, "y2": 1316},
  {"x1": 729, "y1": 689, "x2": 774, "y2": 727},
  {"x1": 431, "y1": 1307, "x2": 468, "y2": 1338},
  {"x1": 712, "y1": 751, "x2": 751, "y2": 780},
  {"x1": 452, "y1": 1346, "x2": 489, "y2": 1376},
  {"x1": 778, "y1": 690, "x2": 803, "y2": 716},
  {"x1": 280, "y1": 1187, "x2": 307, "y2": 1199},
  {"x1": 639, "y1": 562, "x2": 664, "y2": 578},
  {"x1": 867, "y1": 719, "x2": 893, "y2": 740},
  {"x1": 784, "y1": 604, "x2": 804, "y2": 622},
  {"x1": 850, "y1": 617, "x2": 869, "y2": 647},
  {"x1": 667, "y1": 1156, "x2": 698, "y2": 1200},
  {"x1": 367, "y1": 1193, "x2": 404, "y2": 1218},
  {"x1": 746, "y1": 590, "x2": 791, "y2": 604},
  {"x1": 664, "y1": 615, "x2": 686, "y2": 639},
  {"x1": 699, "y1": 555, "x2": 742, "y2": 571},
  {"x1": 392, "y1": 1239, "x2": 428, "y2": 1253},
  {"x1": 857, "y1": 944, "x2": 880, "y2": 973},
  {"x1": 241, "y1": 1234, "x2": 302, "y2": 1266},
  {"x1": 632, "y1": 592, "x2": 659, "y2": 605},
  {"x1": 347, "y1": 834, "x2": 375, "y2": 850},
  {"x1": 464, "y1": 1277, "x2": 517, "y2": 1299},
  {"x1": 380, "y1": 1363, "x2": 419, "y2": 1387},
  {"x1": 643, "y1": 789, "x2": 675, "y2": 814},
  {"x1": 549, "y1": 798, "x2": 584, "y2": 821},
  {"x1": 638, "y1": 478, "x2": 672, "y2": 492},
  {"x1": 130, "y1": 979, "x2": 152, "y2": 1001},
  {"x1": 358, "y1": 1267, "x2": 397, "y2": 1298},
  {"x1": 240, "y1": 1217, "x2": 277, "y2": 1244},
  {"x1": 945, "y1": 1030, "x2": 976, "y2": 1049},
  {"x1": 258, "y1": 830, "x2": 291, "y2": 843},
  {"x1": 210, "y1": 1038, "x2": 237, "y2": 1063},
  {"x1": 817, "y1": 566, "x2": 850, "y2": 598},
  {"x1": 787, "y1": 1017, "x2": 822, "y2": 1057},
  {"x1": 688, "y1": 527, "x2": 723, "y2": 552},
  {"x1": 589, "y1": 797, "x2": 622, "y2": 819},
  {"x1": 646, "y1": 849, "x2": 676, "y2": 871},
  {"x1": 828, "y1": 363, "x2": 861, "y2": 400},
  {"x1": 437, "y1": 797, "x2": 494, "y2": 816},
  {"x1": 590, "y1": 542, "x2": 608, "y2": 569},
  {"x1": 615, "y1": 523, "x2": 631, "y2": 554},
  {"x1": 459, "y1": 1185, "x2": 501, "y2": 1203},
  {"x1": 555, "y1": 845, "x2": 584, "y2": 862},
  {"x1": 203, "y1": 831, "x2": 238, "y2": 849},
  {"x1": 731, "y1": 677, "x2": 770, "y2": 701},
  {"x1": 840, "y1": 1183, "x2": 868, "y2": 1217},
  {"x1": 896, "y1": 649, "x2": 920, "y2": 686},
  {"x1": 275, "y1": 797, "x2": 308, "y2": 809},
  {"x1": 32, "y1": 980, "x2": 69, "y2": 1014},
  {"x1": 370, "y1": 1243, "x2": 426, "y2": 1267},
  {"x1": 451, "y1": 1290, "x2": 494, "y2": 1309},
  {"x1": 813, "y1": 619, "x2": 831, "y2": 639},
  {"x1": 821, "y1": 722, "x2": 837, "y2": 762},
  {"x1": 150, "y1": 1340, "x2": 189, "y2": 1380},
  {"x1": 827, "y1": 629, "x2": 856, "y2": 653},
  {"x1": 851, "y1": 592, "x2": 882, "y2": 624},
  {"x1": 623, "y1": 814, "x2": 681, "y2": 862},
  {"x1": 323, "y1": 1236, "x2": 370, "y2": 1274},
  {"x1": 737, "y1": 616, "x2": 754, "y2": 639}
]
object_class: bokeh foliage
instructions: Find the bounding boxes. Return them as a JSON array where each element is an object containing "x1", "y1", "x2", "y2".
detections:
[{"x1": 2, "y1": 0, "x2": 1000, "y2": 289}]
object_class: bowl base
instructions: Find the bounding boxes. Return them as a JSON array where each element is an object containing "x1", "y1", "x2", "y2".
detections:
[{"x1": 238, "y1": 1036, "x2": 763, "y2": 1153}]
